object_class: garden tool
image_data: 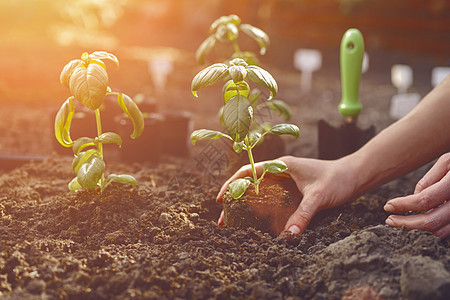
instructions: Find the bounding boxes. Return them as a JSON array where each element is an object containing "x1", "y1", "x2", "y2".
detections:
[{"x1": 318, "y1": 28, "x2": 375, "y2": 160}]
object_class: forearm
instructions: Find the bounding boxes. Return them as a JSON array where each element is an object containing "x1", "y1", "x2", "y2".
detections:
[{"x1": 345, "y1": 75, "x2": 450, "y2": 196}]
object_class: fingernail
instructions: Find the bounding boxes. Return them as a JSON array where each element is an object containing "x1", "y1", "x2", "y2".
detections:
[
  {"x1": 384, "y1": 203, "x2": 394, "y2": 212},
  {"x1": 288, "y1": 225, "x2": 301, "y2": 235},
  {"x1": 385, "y1": 217, "x2": 394, "y2": 227}
]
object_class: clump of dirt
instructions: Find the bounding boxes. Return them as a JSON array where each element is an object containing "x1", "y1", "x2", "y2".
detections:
[
  {"x1": 0, "y1": 156, "x2": 448, "y2": 299},
  {"x1": 223, "y1": 179, "x2": 299, "y2": 236}
]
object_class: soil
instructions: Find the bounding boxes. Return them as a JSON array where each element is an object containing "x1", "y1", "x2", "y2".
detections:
[
  {"x1": 0, "y1": 154, "x2": 449, "y2": 299},
  {"x1": 223, "y1": 179, "x2": 299, "y2": 236},
  {"x1": 1, "y1": 32, "x2": 449, "y2": 300}
]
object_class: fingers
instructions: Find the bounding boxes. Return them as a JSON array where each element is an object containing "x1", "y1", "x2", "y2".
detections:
[
  {"x1": 434, "y1": 222, "x2": 450, "y2": 239},
  {"x1": 283, "y1": 199, "x2": 318, "y2": 235},
  {"x1": 414, "y1": 153, "x2": 450, "y2": 193},
  {"x1": 384, "y1": 171, "x2": 450, "y2": 213},
  {"x1": 218, "y1": 210, "x2": 224, "y2": 226},
  {"x1": 385, "y1": 200, "x2": 450, "y2": 236}
]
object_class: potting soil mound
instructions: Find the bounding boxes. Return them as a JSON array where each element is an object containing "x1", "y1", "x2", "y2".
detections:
[{"x1": 0, "y1": 156, "x2": 449, "y2": 299}]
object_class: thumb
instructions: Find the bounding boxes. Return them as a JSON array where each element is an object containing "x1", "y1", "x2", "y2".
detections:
[{"x1": 283, "y1": 200, "x2": 318, "y2": 235}]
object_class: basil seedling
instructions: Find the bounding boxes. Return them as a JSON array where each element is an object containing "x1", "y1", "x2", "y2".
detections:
[
  {"x1": 55, "y1": 51, "x2": 144, "y2": 192},
  {"x1": 190, "y1": 58, "x2": 299, "y2": 198}
]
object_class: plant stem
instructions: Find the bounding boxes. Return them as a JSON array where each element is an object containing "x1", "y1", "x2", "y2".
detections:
[
  {"x1": 232, "y1": 40, "x2": 241, "y2": 56},
  {"x1": 95, "y1": 109, "x2": 106, "y2": 191},
  {"x1": 245, "y1": 136, "x2": 259, "y2": 194},
  {"x1": 95, "y1": 109, "x2": 103, "y2": 158}
]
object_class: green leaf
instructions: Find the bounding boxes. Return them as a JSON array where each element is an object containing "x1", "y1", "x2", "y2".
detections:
[
  {"x1": 223, "y1": 94, "x2": 253, "y2": 142},
  {"x1": 269, "y1": 124, "x2": 300, "y2": 138},
  {"x1": 89, "y1": 51, "x2": 120, "y2": 67},
  {"x1": 107, "y1": 174, "x2": 137, "y2": 188},
  {"x1": 69, "y1": 62, "x2": 108, "y2": 110},
  {"x1": 117, "y1": 93, "x2": 144, "y2": 139},
  {"x1": 73, "y1": 137, "x2": 95, "y2": 155},
  {"x1": 54, "y1": 97, "x2": 75, "y2": 147},
  {"x1": 89, "y1": 59, "x2": 107, "y2": 70},
  {"x1": 77, "y1": 155, "x2": 105, "y2": 190},
  {"x1": 248, "y1": 88, "x2": 262, "y2": 106},
  {"x1": 97, "y1": 132, "x2": 122, "y2": 147},
  {"x1": 68, "y1": 177, "x2": 82, "y2": 192},
  {"x1": 218, "y1": 106, "x2": 225, "y2": 127},
  {"x1": 190, "y1": 129, "x2": 231, "y2": 145},
  {"x1": 232, "y1": 51, "x2": 260, "y2": 66},
  {"x1": 215, "y1": 22, "x2": 239, "y2": 43},
  {"x1": 72, "y1": 149, "x2": 98, "y2": 174},
  {"x1": 246, "y1": 65, "x2": 278, "y2": 100},
  {"x1": 210, "y1": 14, "x2": 241, "y2": 33},
  {"x1": 228, "y1": 65, "x2": 247, "y2": 83},
  {"x1": 229, "y1": 178, "x2": 252, "y2": 199},
  {"x1": 222, "y1": 80, "x2": 249, "y2": 103},
  {"x1": 233, "y1": 141, "x2": 244, "y2": 153},
  {"x1": 60, "y1": 59, "x2": 82, "y2": 88},
  {"x1": 239, "y1": 24, "x2": 270, "y2": 55},
  {"x1": 266, "y1": 100, "x2": 291, "y2": 121},
  {"x1": 191, "y1": 63, "x2": 229, "y2": 97},
  {"x1": 196, "y1": 35, "x2": 216, "y2": 64},
  {"x1": 263, "y1": 160, "x2": 287, "y2": 174},
  {"x1": 248, "y1": 131, "x2": 262, "y2": 146}
]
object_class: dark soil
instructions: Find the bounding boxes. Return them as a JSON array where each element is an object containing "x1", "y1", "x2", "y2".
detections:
[
  {"x1": 223, "y1": 179, "x2": 299, "y2": 236},
  {"x1": 0, "y1": 154, "x2": 449, "y2": 300}
]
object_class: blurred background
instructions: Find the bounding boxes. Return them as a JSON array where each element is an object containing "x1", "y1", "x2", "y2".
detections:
[{"x1": 0, "y1": 0, "x2": 449, "y2": 159}]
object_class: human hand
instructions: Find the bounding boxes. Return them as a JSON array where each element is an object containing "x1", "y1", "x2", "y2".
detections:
[
  {"x1": 384, "y1": 152, "x2": 450, "y2": 239},
  {"x1": 216, "y1": 156, "x2": 359, "y2": 235}
]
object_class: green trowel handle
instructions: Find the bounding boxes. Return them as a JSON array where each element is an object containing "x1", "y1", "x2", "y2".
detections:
[{"x1": 339, "y1": 28, "x2": 364, "y2": 118}]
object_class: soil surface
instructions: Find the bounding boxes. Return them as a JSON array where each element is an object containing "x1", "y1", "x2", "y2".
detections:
[{"x1": 0, "y1": 154, "x2": 449, "y2": 299}]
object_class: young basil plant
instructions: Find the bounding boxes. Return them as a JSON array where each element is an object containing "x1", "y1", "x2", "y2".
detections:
[
  {"x1": 55, "y1": 51, "x2": 145, "y2": 193},
  {"x1": 196, "y1": 14, "x2": 270, "y2": 65},
  {"x1": 190, "y1": 58, "x2": 300, "y2": 198},
  {"x1": 197, "y1": 15, "x2": 293, "y2": 150}
]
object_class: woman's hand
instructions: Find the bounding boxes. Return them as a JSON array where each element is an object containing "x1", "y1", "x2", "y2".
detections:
[
  {"x1": 216, "y1": 156, "x2": 359, "y2": 235},
  {"x1": 384, "y1": 152, "x2": 450, "y2": 239}
]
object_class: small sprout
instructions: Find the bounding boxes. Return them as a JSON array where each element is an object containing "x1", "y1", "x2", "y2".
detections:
[
  {"x1": 196, "y1": 14, "x2": 270, "y2": 64},
  {"x1": 55, "y1": 51, "x2": 144, "y2": 193}
]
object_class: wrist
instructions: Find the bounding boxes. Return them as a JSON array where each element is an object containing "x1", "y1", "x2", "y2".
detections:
[{"x1": 335, "y1": 152, "x2": 375, "y2": 200}]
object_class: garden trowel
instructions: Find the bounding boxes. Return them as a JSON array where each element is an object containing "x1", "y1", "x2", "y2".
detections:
[{"x1": 318, "y1": 28, "x2": 375, "y2": 160}]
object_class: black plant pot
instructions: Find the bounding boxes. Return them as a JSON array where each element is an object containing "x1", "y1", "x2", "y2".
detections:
[
  {"x1": 118, "y1": 113, "x2": 164, "y2": 163},
  {"x1": 159, "y1": 111, "x2": 193, "y2": 157},
  {"x1": 118, "y1": 110, "x2": 193, "y2": 162}
]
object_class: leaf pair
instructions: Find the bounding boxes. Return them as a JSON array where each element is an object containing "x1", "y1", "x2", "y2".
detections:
[
  {"x1": 190, "y1": 123, "x2": 299, "y2": 150},
  {"x1": 191, "y1": 58, "x2": 278, "y2": 101},
  {"x1": 72, "y1": 132, "x2": 122, "y2": 155},
  {"x1": 69, "y1": 149, "x2": 136, "y2": 192},
  {"x1": 54, "y1": 92, "x2": 144, "y2": 148},
  {"x1": 196, "y1": 14, "x2": 269, "y2": 64},
  {"x1": 60, "y1": 51, "x2": 119, "y2": 110},
  {"x1": 71, "y1": 149, "x2": 105, "y2": 191},
  {"x1": 228, "y1": 160, "x2": 287, "y2": 199}
]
